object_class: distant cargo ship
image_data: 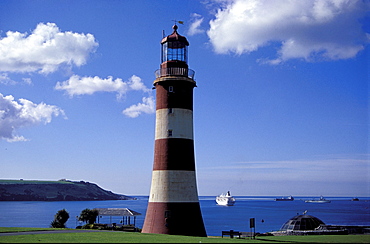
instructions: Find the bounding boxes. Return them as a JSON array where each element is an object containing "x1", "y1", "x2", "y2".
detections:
[{"x1": 275, "y1": 195, "x2": 294, "y2": 201}]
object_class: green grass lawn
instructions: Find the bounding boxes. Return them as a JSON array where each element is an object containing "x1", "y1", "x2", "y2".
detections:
[
  {"x1": 0, "y1": 227, "x2": 59, "y2": 232},
  {"x1": 0, "y1": 228, "x2": 369, "y2": 243}
]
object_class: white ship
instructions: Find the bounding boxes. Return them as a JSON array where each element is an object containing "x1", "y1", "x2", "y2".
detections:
[
  {"x1": 305, "y1": 195, "x2": 331, "y2": 203},
  {"x1": 216, "y1": 191, "x2": 236, "y2": 206}
]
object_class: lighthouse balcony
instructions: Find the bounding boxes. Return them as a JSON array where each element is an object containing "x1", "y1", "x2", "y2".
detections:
[{"x1": 155, "y1": 67, "x2": 195, "y2": 80}]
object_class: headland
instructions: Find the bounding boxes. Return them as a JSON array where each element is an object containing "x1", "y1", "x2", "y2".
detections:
[{"x1": 0, "y1": 179, "x2": 135, "y2": 201}]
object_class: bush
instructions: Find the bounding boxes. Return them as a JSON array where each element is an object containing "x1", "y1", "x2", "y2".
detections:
[
  {"x1": 50, "y1": 209, "x2": 70, "y2": 228},
  {"x1": 50, "y1": 220, "x2": 65, "y2": 228},
  {"x1": 93, "y1": 223, "x2": 108, "y2": 230},
  {"x1": 78, "y1": 208, "x2": 99, "y2": 224},
  {"x1": 81, "y1": 224, "x2": 94, "y2": 229}
]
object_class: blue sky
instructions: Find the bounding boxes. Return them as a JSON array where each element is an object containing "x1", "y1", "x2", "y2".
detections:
[{"x1": 1, "y1": 0, "x2": 369, "y2": 197}]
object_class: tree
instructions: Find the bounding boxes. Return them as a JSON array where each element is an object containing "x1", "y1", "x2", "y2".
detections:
[
  {"x1": 78, "y1": 208, "x2": 99, "y2": 224},
  {"x1": 50, "y1": 209, "x2": 69, "y2": 228}
]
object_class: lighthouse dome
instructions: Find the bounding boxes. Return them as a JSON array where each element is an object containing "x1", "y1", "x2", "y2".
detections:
[{"x1": 161, "y1": 24, "x2": 189, "y2": 46}]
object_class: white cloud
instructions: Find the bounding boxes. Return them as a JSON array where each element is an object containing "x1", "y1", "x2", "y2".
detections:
[
  {"x1": 0, "y1": 93, "x2": 66, "y2": 142},
  {"x1": 207, "y1": 0, "x2": 370, "y2": 63},
  {"x1": 198, "y1": 155, "x2": 369, "y2": 195},
  {"x1": 122, "y1": 96, "x2": 155, "y2": 118},
  {"x1": 55, "y1": 74, "x2": 150, "y2": 98},
  {"x1": 188, "y1": 13, "x2": 205, "y2": 36},
  {"x1": 203, "y1": 156, "x2": 369, "y2": 183},
  {"x1": 0, "y1": 73, "x2": 17, "y2": 85},
  {"x1": 22, "y1": 78, "x2": 33, "y2": 85},
  {"x1": 0, "y1": 73, "x2": 33, "y2": 85},
  {"x1": 55, "y1": 74, "x2": 155, "y2": 118},
  {"x1": 0, "y1": 22, "x2": 98, "y2": 74}
]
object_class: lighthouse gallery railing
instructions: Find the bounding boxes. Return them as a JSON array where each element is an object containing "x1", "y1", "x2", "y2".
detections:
[{"x1": 155, "y1": 67, "x2": 195, "y2": 80}]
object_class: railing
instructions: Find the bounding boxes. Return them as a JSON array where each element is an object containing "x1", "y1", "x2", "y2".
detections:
[{"x1": 155, "y1": 67, "x2": 195, "y2": 80}]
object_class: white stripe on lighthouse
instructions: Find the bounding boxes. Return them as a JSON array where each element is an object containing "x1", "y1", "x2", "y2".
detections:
[
  {"x1": 148, "y1": 170, "x2": 199, "y2": 202},
  {"x1": 155, "y1": 108, "x2": 193, "y2": 140}
]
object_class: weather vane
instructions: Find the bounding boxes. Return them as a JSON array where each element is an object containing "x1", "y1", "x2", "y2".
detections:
[{"x1": 172, "y1": 19, "x2": 184, "y2": 25}]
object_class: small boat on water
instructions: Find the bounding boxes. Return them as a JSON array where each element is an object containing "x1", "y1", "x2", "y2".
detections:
[
  {"x1": 275, "y1": 195, "x2": 294, "y2": 201},
  {"x1": 305, "y1": 195, "x2": 331, "y2": 203},
  {"x1": 352, "y1": 197, "x2": 359, "y2": 201},
  {"x1": 216, "y1": 191, "x2": 236, "y2": 206}
]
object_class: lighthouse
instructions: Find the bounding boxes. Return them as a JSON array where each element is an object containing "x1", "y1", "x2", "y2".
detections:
[{"x1": 141, "y1": 24, "x2": 207, "y2": 237}]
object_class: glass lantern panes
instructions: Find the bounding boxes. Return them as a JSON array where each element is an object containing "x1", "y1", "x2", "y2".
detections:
[{"x1": 162, "y1": 42, "x2": 187, "y2": 63}]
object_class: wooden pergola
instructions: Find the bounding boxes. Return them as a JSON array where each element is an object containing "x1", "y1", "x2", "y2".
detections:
[{"x1": 93, "y1": 208, "x2": 141, "y2": 226}]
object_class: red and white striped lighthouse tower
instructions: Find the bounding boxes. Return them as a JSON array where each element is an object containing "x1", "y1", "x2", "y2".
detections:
[{"x1": 142, "y1": 24, "x2": 207, "y2": 237}]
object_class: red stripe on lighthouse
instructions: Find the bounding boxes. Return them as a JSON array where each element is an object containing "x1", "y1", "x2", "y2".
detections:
[
  {"x1": 153, "y1": 138, "x2": 195, "y2": 171},
  {"x1": 143, "y1": 202, "x2": 206, "y2": 236},
  {"x1": 155, "y1": 81, "x2": 195, "y2": 110}
]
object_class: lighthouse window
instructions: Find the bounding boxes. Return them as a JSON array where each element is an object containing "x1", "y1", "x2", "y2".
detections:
[
  {"x1": 165, "y1": 210, "x2": 171, "y2": 218},
  {"x1": 169, "y1": 86, "x2": 173, "y2": 92},
  {"x1": 168, "y1": 130, "x2": 173, "y2": 137},
  {"x1": 162, "y1": 42, "x2": 187, "y2": 63},
  {"x1": 168, "y1": 108, "x2": 173, "y2": 114}
]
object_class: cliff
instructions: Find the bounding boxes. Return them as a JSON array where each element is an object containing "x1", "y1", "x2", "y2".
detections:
[{"x1": 0, "y1": 179, "x2": 136, "y2": 201}]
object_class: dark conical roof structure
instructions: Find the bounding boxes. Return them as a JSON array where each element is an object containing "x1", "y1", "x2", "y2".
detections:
[
  {"x1": 161, "y1": 24, "x2": 189, "y2": 46},
  {"x1": 280, "y1": 214, "x2": 325, "y2": 231}
]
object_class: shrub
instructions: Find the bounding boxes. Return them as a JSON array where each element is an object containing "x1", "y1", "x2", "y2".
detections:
[
  {"x1": 81, "y1": 224, "x2": 94, "y2": 229},
  {"x1": 50, "y1": 209, "x2": 70, "y2": 228},
  {"x1": 78, "y1": 208, "x2": 99, "y2": 224}
]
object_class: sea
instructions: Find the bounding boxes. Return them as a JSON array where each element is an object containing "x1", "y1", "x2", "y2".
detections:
[{"x1": 0, "y1": 196, "x2": 369, "y2": 237}]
